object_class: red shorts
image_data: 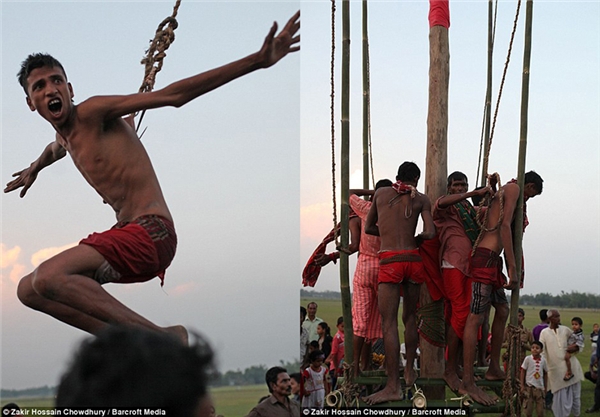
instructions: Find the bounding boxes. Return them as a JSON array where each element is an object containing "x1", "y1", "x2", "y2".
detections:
[
  {"x1": 80, "y1": 215, "x2": 177, "y2": 286},
  {"x1": 378, "y1": 249, "x2": 425, "y2": 285}
]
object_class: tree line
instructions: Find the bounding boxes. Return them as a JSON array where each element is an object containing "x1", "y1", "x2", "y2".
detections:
[{"x1": 517, "y1": 291, "x2": 600, "y2": 309}]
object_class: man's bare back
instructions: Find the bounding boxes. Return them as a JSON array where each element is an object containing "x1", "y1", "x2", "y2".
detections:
[{"x1": 367, "y1": 187, "x2": 433, "y2": 251}]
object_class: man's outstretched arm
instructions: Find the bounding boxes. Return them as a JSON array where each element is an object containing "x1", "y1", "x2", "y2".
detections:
[
  {"x1": 85, "y1": 11, "x2": 300, "y2": 122},
  {"x1": 4, "y1": 136, "x2": 66, "y2": 197}
]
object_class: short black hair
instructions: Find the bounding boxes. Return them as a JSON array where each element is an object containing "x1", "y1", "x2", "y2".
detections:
[
  {"x1": 396, "y1": 162, "x2": 420, "y2": 182},
  {"x1": 56, "y1": 326, "x2": 214, "y2": 416},
  {"x1": 539, "y1": 309, "x2": 548, "y2": 321},
  {"x1": 290, "y1": 372, "x2": 301, "y2": 384},
  {"x1": 375, "y1": 179, "x2": 393, "y2": 190},
  {"x1": 447, "y1": 171, "x2": 468, "y2": 187},
  {"x1": 18, "y1": 53, "x2": 67, "y2": 95},
  {"x1": 337, "y1": 316, "x2": 344, "y2": 326},
  {"x1": 265, "y1": 366, "x2": 287, "y2": 393},
  {"x1": 518, "y1": 308, "x2": 525, "y2": 316},
  {"x1": 524, "y1": 171, "x2": 543, "y2": 194},
  {"x1": 309, "y1": 349, "x2": 325, "y2": 363},
  {"x1": 572, "y1": 317, "x2": 583, "y2": 326},
  {"x1": 531, "y1": 340, "x2": 543, "y2": 350}
]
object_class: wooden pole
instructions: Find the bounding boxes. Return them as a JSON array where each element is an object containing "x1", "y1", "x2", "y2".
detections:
[
  {"x1": 423, "y1": 12, "x2": 450, "y2": 399},
  {"x1": 340, "y1": 0, "x2": 354, "y2": 371},
  {"x1": 362, "y1": 0, "x2": 371, "y2": 190},
  {"x1": 480, "y1": 0, "x2": 494, "y2": 186}
]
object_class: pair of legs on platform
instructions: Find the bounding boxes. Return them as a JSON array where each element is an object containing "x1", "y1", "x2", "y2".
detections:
[
  {"x1": 459, "y1": 281, "x2": 509, "y2": 406},
  {"x1": 363, "y1": 280, "x2": 420, "y2": 405},
  {"x1": 17, "y1": 244, "x2": 186, "y2": 343}
]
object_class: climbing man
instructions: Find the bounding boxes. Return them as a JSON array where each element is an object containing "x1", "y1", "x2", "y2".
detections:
[
  {"x1": 363, "y1": 162, "x2": 436, "y2": 405},
  {"x1": 5, "y1": 12, "x2": 300, "y2": 343},
  {"x1": 459, "y1": 171, "x2": 543, "y2": 405}
]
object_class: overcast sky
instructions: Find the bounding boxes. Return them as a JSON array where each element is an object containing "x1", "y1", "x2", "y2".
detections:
[
  {"x1": 2, "y1": 0, "x2": 599, "y2": 391},
  {"x1": 2, "y1": 0, "x2": 300, "y2": 390}
]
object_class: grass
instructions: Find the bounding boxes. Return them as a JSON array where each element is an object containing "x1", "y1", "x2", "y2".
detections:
[
  {"x1": 3, "y1": 306, "x2": 598, "y2": 415},
  {"x1": 302, "y1": 295, "x2": 599, "y2": 415}
]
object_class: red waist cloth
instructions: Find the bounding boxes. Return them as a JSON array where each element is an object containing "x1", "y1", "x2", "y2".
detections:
[
  {"x1": 470, "y1": 247, "x2": 506, "y2": 290},
  {"x1": 418, "y1": 236, "x2": 445, "y2": 301},
  {"x1": 378, "y1": 249, "x2": 425, "y2": 285},
  {"x1": 80, "y1": 215, "x2": 177, "y2": 286},
  {"x1": 429, "y1": 0, "x2": 450, "y2": 29}
]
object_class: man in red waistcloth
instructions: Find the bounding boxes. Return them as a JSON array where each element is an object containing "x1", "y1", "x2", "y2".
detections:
[
  {"x1": 460, "y1": 171, "x2": 543, "y2": 405},
  {"x1": 363, "y1": 162, "x2": 436, "y2": 405},
  {"x1": 4, "y1": 12, "x2": 300, "y2": 343},
  {"x1": 433, "y1": 171, "x2": 491, "y2": 392}
]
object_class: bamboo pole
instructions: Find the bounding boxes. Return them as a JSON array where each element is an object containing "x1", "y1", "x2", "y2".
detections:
[
  {"x1": 362, "y1": 0, "x2": 371, "y2": 191},
  {"x1": 423, "y1": 18, "x2": 449, "y2": 399},
  {"x1": 480, "y1": 0, "x2": 494, "y2": 186},
  {"x1": 508, "y1": 1, "x2": 533, "y2": 414},
  {"x1": 510, "y1": 0, "x2": 532, "y2": 330},
  {"x1": 340, "y1": 0, "x2": 354, "y2": 371}
]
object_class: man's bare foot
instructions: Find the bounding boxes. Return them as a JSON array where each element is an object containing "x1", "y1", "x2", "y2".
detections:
[
  {"x1": 404, "y1": 367, "x2": 417, "y2": 387},
  {"x1": 363, "y1": 386, "x2": 404, "y2": 405},
  {"x1": 484, "y1": 368, "x2": 506, "y2": 381},
  {"x1": 443, "y1": 371, "x2": 462, "y2": 393},
  {"x1": 165, "y1": 325, "x2": 188, "y2": 345},
  {"x1": 458, "y1": 382, "x2": 497, "y2": 406}
]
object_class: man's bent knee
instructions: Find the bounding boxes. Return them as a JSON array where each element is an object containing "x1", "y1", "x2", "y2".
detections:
[
  {"x1": 17, "y1": 274, "x2": 37, "y2": 306},
  {"x1": 31, "y1": 262, "x2": 64, "y2": 300}
]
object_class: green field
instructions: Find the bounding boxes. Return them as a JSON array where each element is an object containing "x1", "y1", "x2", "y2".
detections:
[
  {"x1": 301, "y1": 295, "x2": 600, "y2": 414},
  {"x1": 3, "y1": 305, "x2": 598, "y2": 415}
]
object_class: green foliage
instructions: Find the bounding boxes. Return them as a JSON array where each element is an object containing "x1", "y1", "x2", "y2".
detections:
[{"x1": 518, "y1": 291, "x2": 600, "y2": 309}]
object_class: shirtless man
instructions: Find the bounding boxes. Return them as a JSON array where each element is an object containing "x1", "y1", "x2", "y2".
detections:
[
  {"x1": 459, "y1": 171, "x2": 543, "y2": 405},
  {"x1": 433, "y1": 171, "x2": 491, "y2": 392},
  {"x1": 363, "y1": 162, "x2": 436, "y2": 405},
  {"x1": 4, "y1": 12, "x2": 300, "y2": 343}
]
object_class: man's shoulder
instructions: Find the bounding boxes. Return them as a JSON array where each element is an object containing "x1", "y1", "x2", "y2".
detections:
[{"x1": 349, "y1": 194, "x2": 371, "y2": 215}]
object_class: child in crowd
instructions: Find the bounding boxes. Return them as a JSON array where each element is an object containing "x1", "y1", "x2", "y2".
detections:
[
  {"x1": 289, "y1": 373, "x2": 302, "y2": 403},
  {"x1": 564, "y1": 317, "x2": 584, "y2": 381},
  {"x1": 520, "y1": 341, "x2": 548, "y2": 417},
  {"x1": 317, "y1": 322, "x2": 333, "y2": 359},
  {"x1": 301, "y1": 350, "x2": 329, "y2": 409},
  {"x1": 326, "y1": 316, "x2": 345, "y2": 390}
]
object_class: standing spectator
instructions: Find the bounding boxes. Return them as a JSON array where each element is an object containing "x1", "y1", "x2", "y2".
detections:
[
  {"x1": 245, "y1": 366, "x2": 300, "y2": 417},
  {"x1": 300, "y1": 307, "x2": 310, "y2": 369},
  {"x1": 591, "y1": 323, "x2": 599, "y2": 363},
  {"x1": 56, "y1": 326, "x2": 216, "y2": 416},
  {"x1": 520, "y1": 341, "x2": 548, "y2": 417},
  {"x1": 301, "y1": 350, "x2": 330, "y2": 408},
  {"x1": 539, "y1": 309, "x2": 583, "y2": 417},
  {"x1": 326, "y1": 316, "x2": 345, "y2": 390},
  {"x1": 302, "y1": 302, "x2": 323, "y2": 342},
  {"x1": 317, "y1": 322, "x2": 333, "y2": 359},
  {"x1": 533, "y1": 309, "x2": 550, "y2": 342},
  {"x1": 585, "y1": 337, "x2": 600, "y2": 413},
  {"x1": 289, "y1": 373, "x2": 302, "y2": 403},
  {"x1": 502, "y1": 308, "x2": 534, "y2": 372}
]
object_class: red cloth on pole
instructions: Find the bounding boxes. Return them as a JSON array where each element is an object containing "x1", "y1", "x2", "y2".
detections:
[{"x1": 429, "y1": 0, "x2": 450, "y2": 29}]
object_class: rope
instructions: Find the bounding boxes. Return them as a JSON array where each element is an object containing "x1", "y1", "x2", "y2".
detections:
[
  {"x1": 330, "y1": 0, "x2": 339, "y2": 246},
  {"x1": 480, "y1": 0, "x2": 522, "y2": 174},
  {"x1": 135, "y1": 0, "x2": 182, "y2": 132},
  {"x1": 476, "y1": 0, "x2": 499, "y2": 183},
  {"x1": 502, "y1": 324, "x2": 524, "y2": 416},
  {"x1": 338, "y1": 362, "x2": 362, "y2": 407},
  {"x1": 472, "y1": 172, "x2": 503, "y2": 255}
]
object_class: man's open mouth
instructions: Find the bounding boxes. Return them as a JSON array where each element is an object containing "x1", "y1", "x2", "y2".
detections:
[{"x1": 48, "y1": 98, "x2": 62, "y2": 115}]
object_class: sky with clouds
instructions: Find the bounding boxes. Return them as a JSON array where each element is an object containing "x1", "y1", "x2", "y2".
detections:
[{"x1": 2, "y1": 0, "x2": 599, "y2": 391}]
